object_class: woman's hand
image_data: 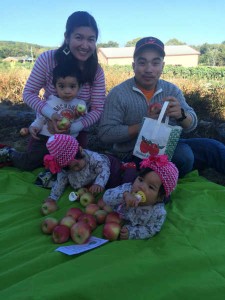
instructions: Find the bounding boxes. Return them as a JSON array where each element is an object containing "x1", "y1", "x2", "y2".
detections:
[
  {"x1": 120, "y1": 226, "x2": 129, "y2": 240},
  {"x1": 29, "y1": 126, "x2": 40, "y2": 140}
]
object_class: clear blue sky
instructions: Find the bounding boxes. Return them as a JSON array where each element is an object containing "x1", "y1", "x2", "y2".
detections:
[{"x1": 1, "y1": 0, "x2": 225, "y2": 47}]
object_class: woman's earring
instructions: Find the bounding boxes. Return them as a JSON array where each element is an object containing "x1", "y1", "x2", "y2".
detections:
[{"x1": 63, "y1": 46, "x2": 70, "y2": 55}]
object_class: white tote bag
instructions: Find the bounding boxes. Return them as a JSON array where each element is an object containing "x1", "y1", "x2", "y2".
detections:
[{"x1": 133, "y1": 101, "x2": 182, "y2": 160}]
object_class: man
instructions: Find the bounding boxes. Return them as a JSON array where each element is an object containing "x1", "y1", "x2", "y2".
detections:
[{"x1": 98, "y1": 37, "x2": 225, "y2": 178}]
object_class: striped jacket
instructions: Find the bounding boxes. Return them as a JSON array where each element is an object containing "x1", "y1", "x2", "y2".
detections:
[{"x1": 23, "y1": 50, "x2": 106, "y2": 131}]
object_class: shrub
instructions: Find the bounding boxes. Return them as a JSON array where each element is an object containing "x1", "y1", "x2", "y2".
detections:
[{"x1": 0, "y1": 64, "x2": 225, "y2": 122}]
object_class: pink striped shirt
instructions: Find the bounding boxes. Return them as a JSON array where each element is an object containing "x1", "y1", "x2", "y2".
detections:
[{"x1": 23, "y1": 50, "x2": 106, "y2": 129}]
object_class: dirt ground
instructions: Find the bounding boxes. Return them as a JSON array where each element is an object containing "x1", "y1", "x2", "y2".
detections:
[
  {"x1": 0, "y1": 100, "x2": 225, "y2": 186},
  {"x1": 0, "y1": 101, "x2": 35, "y2": 150}
]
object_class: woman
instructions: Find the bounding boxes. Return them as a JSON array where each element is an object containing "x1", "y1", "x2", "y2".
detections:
[{"x1": 23, "y1": 11, "x2": 105, "y2": 147}]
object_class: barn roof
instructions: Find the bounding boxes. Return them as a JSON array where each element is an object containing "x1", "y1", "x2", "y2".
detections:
[{"x1": 98, "y1": 45, "x2": 200, "y2": 58}]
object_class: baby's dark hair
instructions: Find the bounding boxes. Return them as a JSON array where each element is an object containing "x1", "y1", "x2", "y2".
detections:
[
  {"x1": 138, "y1": 167, "x2": 166, "y2": 198},
  {"x1": 74, "y1": 149, "x2": 84, "y2": 160},
  {"x1": 52, "y1": 63, "x2": 82, "y2": 87}
]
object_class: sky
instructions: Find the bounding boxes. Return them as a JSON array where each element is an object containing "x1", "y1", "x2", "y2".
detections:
[{"x1": 1, "y1": 0, "x2": 225, "y2": 48}]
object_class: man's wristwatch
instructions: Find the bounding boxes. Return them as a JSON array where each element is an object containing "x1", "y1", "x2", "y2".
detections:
[{"x1": 177, "y1": 108, "x2": 187, "y2": 122}]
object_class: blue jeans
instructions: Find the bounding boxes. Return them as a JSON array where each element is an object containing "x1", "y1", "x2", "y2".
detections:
[{"x1": 172, "y1": 138, "x2": 225, "y2": 177}]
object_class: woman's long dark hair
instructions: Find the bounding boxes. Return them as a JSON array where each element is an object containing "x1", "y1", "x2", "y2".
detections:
[{"x1": 54, "y1": 11, "x2": 99, "y2": 85}]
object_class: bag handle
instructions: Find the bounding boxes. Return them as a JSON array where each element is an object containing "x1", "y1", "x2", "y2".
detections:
[
  {"x1": 152, "y1": 101, "x2": 169, "y2": 138},
  {"x1": 157, "y1": 101, "x2": 169, "y2": 125}
]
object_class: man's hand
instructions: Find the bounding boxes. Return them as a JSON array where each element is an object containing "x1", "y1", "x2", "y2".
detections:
[
  {"x1": 163, "y1": 97, "x2": 192, "y2": 128},
  {"x1": 128, "y1": 123, "x2": 142, "y2": 139},
  {"x1": 148, "y1": 103, "x2": 162, "y2": 119},
  {"x1": 163, "y1": 97, "x2": 182, "y2": 119}
]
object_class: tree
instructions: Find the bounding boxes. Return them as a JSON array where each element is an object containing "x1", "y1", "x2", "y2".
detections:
[
  {"x1": 217, "y1": 44, "x2": 225, "y2": 66},
  {"x1": 190, "y1": 45, "x2": 201, "y2": 52},
  {"x1": 0, "y1": 41, "x2": 52, "y2": 59},
  {"x1": 125, "y1": 38, "x2": 142, "y2": 47},
  {"x1": 199, "y1": 43, "x2": 225, "y2": 66},
  {"x1": 97, "y1": 41, "x2": 119, "y2": 48},
  {"x1": 165, "y1": 39, "x2": 186, "y2": 45}
]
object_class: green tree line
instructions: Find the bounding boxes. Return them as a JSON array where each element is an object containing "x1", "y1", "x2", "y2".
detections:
[
  {"x1": 0, "y1": 41, "x2": 52, "y2": 59},
  {"x1": 1, "y1": 39, "x2": 225, "y2": 66}
]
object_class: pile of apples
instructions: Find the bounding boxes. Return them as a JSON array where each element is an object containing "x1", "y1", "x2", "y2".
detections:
[{"x1": 41, "y1": 188, "x2": 122, "y2": 244}]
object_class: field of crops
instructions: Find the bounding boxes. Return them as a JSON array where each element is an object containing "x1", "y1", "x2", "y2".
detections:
[{"x1": 0, "y1": 62, "x2": 225, "y2": 121}]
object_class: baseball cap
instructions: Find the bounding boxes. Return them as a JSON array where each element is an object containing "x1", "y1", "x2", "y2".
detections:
[{"x1": 134, "y1": 37, "x2": 165, "y2": 57}]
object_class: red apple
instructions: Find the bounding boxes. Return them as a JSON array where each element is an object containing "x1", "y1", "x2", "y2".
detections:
[
  {"x1": 94, "y1": 209, "x2": 108, "y2": 224},
  {"x1": 97, "y1": 198, "x2": 105, "y2": 209},
  {"x1": 60, "y1": 216, "x2": 76, "y2": 228},
  {"x1": 105, "y1": 212, "x2": 122, "y2": 225},
  {"x1": 41, "y1": 200, "x2": 58, "y2": 215},
  {"x1": 78, "y1": 213, "x2": 97, "y2": 231},
  {"x1": 41, "y1": 217, "x2": 58, "y2": 234},
  {"x1": 149, "y1": 103, "x2": 162, "y2": 114},
  {"x1": 52, "y1": 225, "x2": 70, "y2": 244},
  {"x1": 103, "y1": 222, "x2": 121, "y2": 241},
  {"x1": 80, "y1": 192, "x2": 95, "y2": 207},
  {"x1": 70, "y1": 221, "x2": 91, "y2": 244},
  {"x1": 103, "y1": 204, "x2": 113, "y2": 213},
  {"x1": 66, "y1": 207, "x2": 83, "y2": 221},
  {"x1": 20, "y1": 127, "x2": 29, "y2": 136},
  {"x1": 85, "y1": 203, "x2": 99, "y2": 215},
  {"x1": 57, "y1": 117, "x2": 70, "y2": 130}
]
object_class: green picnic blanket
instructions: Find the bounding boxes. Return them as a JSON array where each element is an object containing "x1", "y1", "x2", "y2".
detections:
[{"x1": 1, "y1": 167, "x2": 225, "y2": 300}]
